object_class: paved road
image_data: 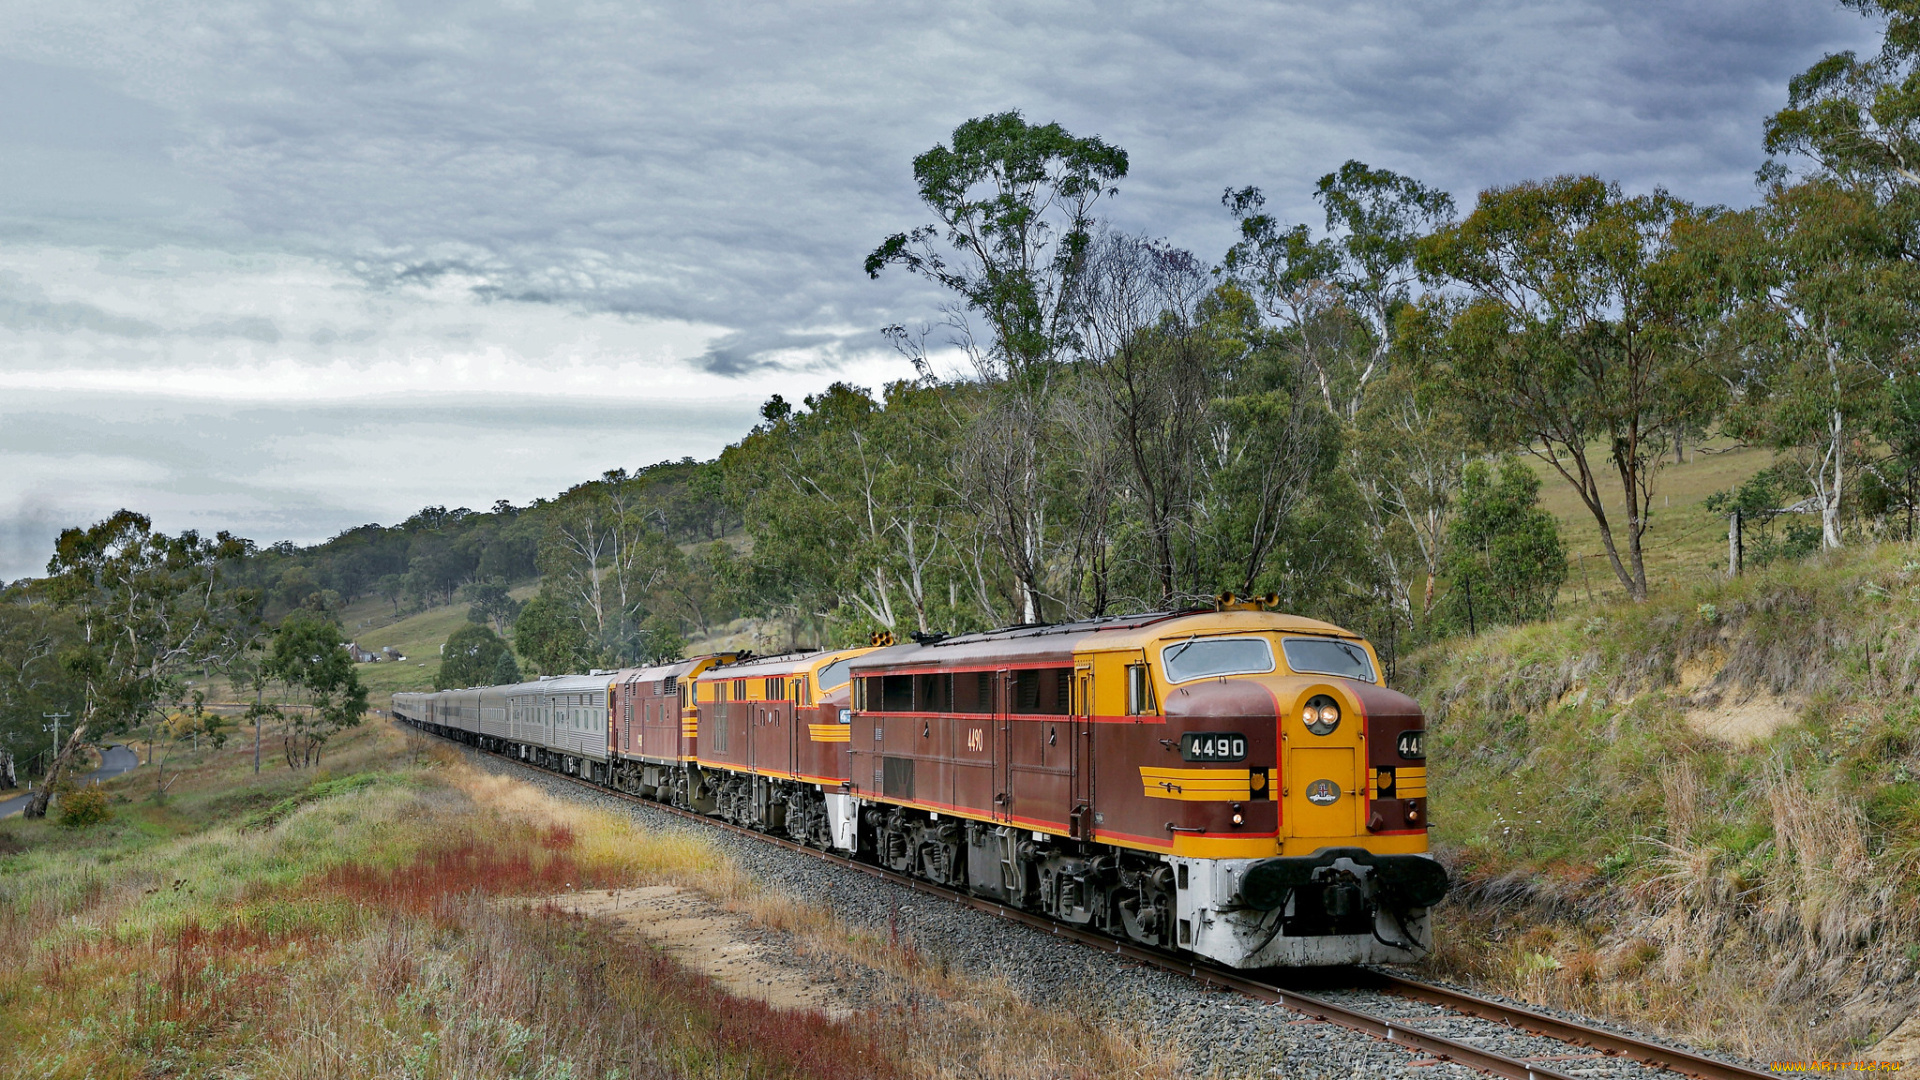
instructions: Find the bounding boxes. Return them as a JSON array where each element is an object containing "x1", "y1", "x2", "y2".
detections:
[{"x1": 0, "y1": 744, "x2": 140, "y2": 819}]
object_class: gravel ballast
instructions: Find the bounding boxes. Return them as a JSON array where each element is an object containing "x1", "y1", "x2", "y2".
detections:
[{"x1": 455, "y1": 743, "x2": 1743, "y2": 1080}]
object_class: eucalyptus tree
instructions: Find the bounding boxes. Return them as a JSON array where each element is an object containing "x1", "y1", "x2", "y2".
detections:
[
  {"x1": 1190, "y1": 297, "x2": 1343, "y2": 600},
  {"x1": 25, "y1": 511, "x2": 256, "y2": 817},
  {"x1": 1219, "y1": 164, "x2": 1456, "y2": 622},
  {"x1": 0, "y1": 585, "x2": 83, "y2": 779},
  {"x1": 1765, "y1": 0, "x2": 1920, "y2": 190},
  {"x1": 265, "y1": 609, "x2": 368, "y2": 768},
  {"x1": 1437, "y1": 459, "x2": 1567, "y2": 630},
  {"x1": 513, "y1": 592, "x2": 593, "y2": 676},
  {"x1": 1350, "y1": 361, "x2": 1469, "y2": 621},
  {"x1": 1221, "y1": 162, "x2": 1454, "y2": 423},
  {"x1": 867, "y1": 111, "x2": 1127, "y2": 623},
  {"x1": 1753, "y1": 1, "x2": 1920, "y2": 545},
  {"x1": 1718, "y1": 180, "x2": 1915, "y2": 548},
  {"x1": 537, "y1": 474, "x2": 681, "y2": 661},
  {"x1": 723, "y1": 381, "x2": 965, "y2": 637},
  {"x1": 436, "y1": 623, "x2": 511, "y2": 690},
  {"x1": 1075, "y1": 232, "x2": 1216, "y2": 608},
  {"x1": 1414, "y1": 177, "x2": 1731, "y2": 601}
]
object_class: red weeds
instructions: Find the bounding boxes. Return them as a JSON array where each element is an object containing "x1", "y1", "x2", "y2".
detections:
[
  {"x1": 539, "y1": 823, "x2": 576, "y2": 850},
  {"x1": 571, "y1": 921, "x2": 899, "y2": 1080},
  {"x1": 315, "y1": 839, "x2": 604, "y2": 913}
]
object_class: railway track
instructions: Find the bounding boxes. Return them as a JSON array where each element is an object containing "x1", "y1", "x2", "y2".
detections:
[{"x1": 426, "y1": 726, "x2": 1769, "y2": 1080}]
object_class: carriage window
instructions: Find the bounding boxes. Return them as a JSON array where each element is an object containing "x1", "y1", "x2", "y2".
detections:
[
  {"x1": 1012, "y1": 669, "x2": 1072, "y2": 715},
  {"x1": 1161, "y1": 637, "x2": 1275, "y2": 683},
  {"x1": 817, "y1": 657, "x2": 856, "y2": 691},
  {"x1": 1281, "y1": 637, "x2": 1376, "y2": 682}
]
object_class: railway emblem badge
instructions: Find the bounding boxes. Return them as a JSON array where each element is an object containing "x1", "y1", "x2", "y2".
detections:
[{"x1": 1305, "y1": 778, "x2": 1340, "y2": 805}]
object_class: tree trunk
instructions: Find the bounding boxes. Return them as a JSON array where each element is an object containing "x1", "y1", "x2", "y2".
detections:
[
  {"x1": 23, "y1": 721, "x2": 92, "y2": 818},
  {"x1": 1822, "y1": 405, "x2": 1844, "y2": 550}
]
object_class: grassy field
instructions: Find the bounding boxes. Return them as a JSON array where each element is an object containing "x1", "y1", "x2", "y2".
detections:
[
  {"x1": 0, "y1": 722, "x2": 1180, "y2": 1080},
  {"x1": 327, "y1": 584, "x2": 543, "y2": 698},
  {"x1": 1523, "y1": 440, "x2": 1776, "y2": 609}
]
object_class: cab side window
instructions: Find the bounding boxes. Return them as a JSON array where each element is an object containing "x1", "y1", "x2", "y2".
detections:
[{"x1": 1126, "y1": 664, "x2": 1156, "y2": 715}]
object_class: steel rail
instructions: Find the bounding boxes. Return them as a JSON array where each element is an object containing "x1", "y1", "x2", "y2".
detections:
[
  {"x1": 419, "y1": 725, "x2": 1765, "y2": 1080},
  {"x1": 1364, "y1": 973, "x2": 1768, "y2": 1080}
]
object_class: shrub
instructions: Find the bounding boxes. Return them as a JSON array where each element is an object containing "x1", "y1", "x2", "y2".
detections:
[{"x1": 58, "y1": 784, "x2": 111, "y2": 829}]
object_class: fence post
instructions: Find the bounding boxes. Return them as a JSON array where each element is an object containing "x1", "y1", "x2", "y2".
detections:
[{"x1": 1728, "y1": 509, "x2": 1743, "y2": 578}]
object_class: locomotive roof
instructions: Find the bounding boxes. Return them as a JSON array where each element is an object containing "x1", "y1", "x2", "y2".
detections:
[
  {"x1": 609, "y1": 658, "x2": 697, "y2": 684},
  {"x1": 692, "y1": 645, "x2": 872, "y2": 680},
  {"x1": 849, "y1": 609, "x2": 1362, "y2": 673},
  {"x1": 694, "y1": 650, "x2": 826, "y2": 678}
]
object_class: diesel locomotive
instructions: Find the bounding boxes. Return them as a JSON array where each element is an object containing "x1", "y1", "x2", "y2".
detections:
[{"x1": 393, "y1": 598, "x2": 1446, "y2": 968}]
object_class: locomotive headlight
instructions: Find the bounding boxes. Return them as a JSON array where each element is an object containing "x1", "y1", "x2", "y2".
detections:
[{"x1": 1304, "y1": 694, "x2": 1341, "y2": 736}]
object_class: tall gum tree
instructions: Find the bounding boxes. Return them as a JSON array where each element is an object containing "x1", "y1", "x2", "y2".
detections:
[
  {"x1": 1221, "y1": 162, "x2": 1457, "y2": 622},
  {"x1": 1757, "y1": 1, "x2": 1920, "y2": 544},
  {"x1": 867, "y1": 111, "x2": 1127, "y2": 623},
  {"x1": 1414, "y1": 177, "x2": 1731, "y2": 602},
  {"x1": 26, "y1": 511, "x2": 255, "y2": 817},
  {"x1": 1719, "y1": 181, "x2": 1915, "y2": 548},
  {"x1": 1075, "y1": 232, "x2": 1216, "y2": 607}
]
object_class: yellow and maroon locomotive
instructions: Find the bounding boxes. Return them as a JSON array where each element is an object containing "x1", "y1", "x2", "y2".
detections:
[
  {"x1": 825, "y1": 600, "x2": 1443, "y2": 967},
  {"x1": 394, "y1": 599, "x2": 1443, "y2": 968}
]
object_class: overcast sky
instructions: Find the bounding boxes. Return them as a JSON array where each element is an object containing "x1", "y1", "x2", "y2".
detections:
[{"x1": 0, "y1": 0, "x2": 1882, "y2": 579}]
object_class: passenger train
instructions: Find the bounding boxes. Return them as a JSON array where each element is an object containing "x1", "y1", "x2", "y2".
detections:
[{"x1": 393, "y1": 598, "x2": 1447, "y2": 968}]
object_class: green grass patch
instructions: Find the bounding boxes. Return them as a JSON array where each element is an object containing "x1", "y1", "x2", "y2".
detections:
[{"x1": 241, "y1": 771, "x2": 382, "y2": 830}]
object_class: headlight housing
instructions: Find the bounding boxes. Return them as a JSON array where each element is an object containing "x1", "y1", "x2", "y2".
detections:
[{"x1": 1304, "y1": 694, "x2": 1340, "y2": 736}]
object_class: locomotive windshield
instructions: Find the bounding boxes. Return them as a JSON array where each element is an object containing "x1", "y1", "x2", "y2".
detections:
[
  {"x1": 817, "y1": 656, "x2": 856, "y2": 691},
  {"x1": 1161, "y1": 637, "x2": 1275, "y2": 683},
  {"x1": 1282, "y1": 637, "x2": 1376, "y2": 682}
]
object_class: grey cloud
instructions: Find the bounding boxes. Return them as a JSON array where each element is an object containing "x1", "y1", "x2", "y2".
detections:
[
  {"x1": 187, "y1": 316, "x2": 281, "y2": 344},
  {"x1": 11, "y1": 0, "x2": 1874, "y2": 375},
  {"x1": 0, "y1": 57, "x2": 175, "y2": 156},
  {"x1": 0, "y1": 274, "x2": 161, "y2": 337},
  {"x1": 0, "y1": 274, "x2": 289, "y2": 345}
]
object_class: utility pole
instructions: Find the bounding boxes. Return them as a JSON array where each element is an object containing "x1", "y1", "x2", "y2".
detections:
[{"x1": 41, "y1": 712, "x2": 69, "y2": 783}]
